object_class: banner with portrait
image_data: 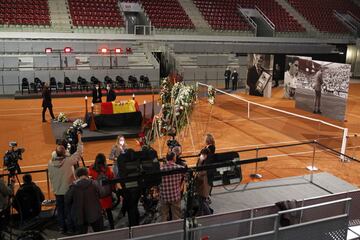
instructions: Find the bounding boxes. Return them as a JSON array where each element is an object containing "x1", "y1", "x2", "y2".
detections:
[
  {"x1": 246, "y1": 54, "x2": 274, "y2": 98},
  {"x1": 293, "y1": 58, "x2": 351, "y2": 121},
  {"x1": 283, "y1": 55, "x2": 312, "y2": 99}
]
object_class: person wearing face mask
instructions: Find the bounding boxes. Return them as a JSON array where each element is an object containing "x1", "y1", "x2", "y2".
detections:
[
  {"x1": 106, "y1": 84, "x2": 116, "y2": 102},
  {"x1": 195, "y1": 148, "x2": 213, "y2": 216},
  {"x1": 109, "y1": 135, "x2": 127, "y2": 177},
  {"x1": 92, "y1": 83, "x2": 102, "y2": 104}
]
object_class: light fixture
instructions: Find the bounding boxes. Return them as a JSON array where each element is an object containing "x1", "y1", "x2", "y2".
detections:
[
  {"x1": 45, "y1": 48, "x2": 52, "y2": 53},
  {"x1": 101, "y1": 48, "x2": 108, "y2": 53},
  {"x1": 64, "y1": 47, "x2": 72, "y2": 53}
]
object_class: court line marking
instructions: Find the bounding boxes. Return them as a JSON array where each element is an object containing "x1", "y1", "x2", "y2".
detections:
[
  {"x1": 0, "y1": 105, "x2": 83, "y2": 112},
  {"x1": 0, "y1": 111, "x2": 83, "y2": 117}
]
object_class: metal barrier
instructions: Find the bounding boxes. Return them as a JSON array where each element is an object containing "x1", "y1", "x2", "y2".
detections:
[{"x1": 57, "y1": 195, "x2": 354, "y2": 240}]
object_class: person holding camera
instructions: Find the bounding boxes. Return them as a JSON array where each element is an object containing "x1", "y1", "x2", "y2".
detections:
[
  {"x1": 48, "y1": 132, "x2": 83, "y2": 234},
  {"x1": 13, "y1": 174, "x2": 45, "y2": 222}
]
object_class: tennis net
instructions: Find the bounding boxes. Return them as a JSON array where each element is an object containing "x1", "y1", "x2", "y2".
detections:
[{"x1": 194, "y1": 82, "x2": 348, "y2": 158}]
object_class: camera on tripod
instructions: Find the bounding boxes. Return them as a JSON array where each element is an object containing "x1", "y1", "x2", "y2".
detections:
[{"x1": 3, "y1": 142, "x2": 25, "y2": 176}]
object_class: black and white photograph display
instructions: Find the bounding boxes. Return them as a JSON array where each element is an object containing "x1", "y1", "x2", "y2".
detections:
[
  {"x1": 294, "y1": 59, "x2": 351, "y2": 121},
  {"x1": 283, "y1": 55, "x2": 312, "y2": 99},
  {"x1": 246, "y1": 54, "x2": 274, "y2": 97}
]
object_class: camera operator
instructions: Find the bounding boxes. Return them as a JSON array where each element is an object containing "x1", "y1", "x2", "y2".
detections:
[
  {"x1": 0, "y1": 176, "x2": 14, "y2": 232},
  {"x1": 3, "y1": 142, "x2": 25, "y2": 176},
  {"x1": 48, "y1": 131, "x2": 83, "y2": 234}
]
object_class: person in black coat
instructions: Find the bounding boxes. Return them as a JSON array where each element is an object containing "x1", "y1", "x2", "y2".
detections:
[
  {"x1": 65, "y1": 167, "x2": 104, "y2": 234},
  {"x1": 247, "y1": 55, "x2": 264, "y2": 96},
  {"x1": 224, "y1": 67, "x2": 231, "y2": 90},
  {"x1": 106, "y1": 84, "x2": 116, "y2": 102},
  {"x1": 231, "y1": 70, "x2": 239, "y2": 91},
  {"x1": 92, "y1": 83, "x2": 102, "y2": 104},
  {"x1": 13, "y1": 174, "x2": 45, "y2": 222},
  {"x1": 42, "y1": 83, "x2": 55, "y2": 122}
]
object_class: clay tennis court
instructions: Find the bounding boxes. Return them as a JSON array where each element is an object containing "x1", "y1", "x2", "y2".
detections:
[{"x1": 0, "y1": 83, "x2": 359, "y2": 198}]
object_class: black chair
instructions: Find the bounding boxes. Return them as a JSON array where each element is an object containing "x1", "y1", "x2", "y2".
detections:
[
  {"x1": 77, "y1": 76, "x2": 89, "y2": 91},
  {"x1": 63, "y1": 77, "x2": 72, "y2": 92},
  {"x1": 139, "y1": 75, "x2": 151, "y2": 89},
  {"x1": 115, "y1": 76, "x2": 126, "y2": 89},
  {"x1": 21, "y1": 78, "x2": 30, "y2": 94},
  {"x1": 128, "y1": 75, "x2": 139, "y2": 89},
  {"x1": 143, "y1": 75, "x2": 151, "y2": 89},
  {"x1": 104, "y1": 76, "x2": 113, "y2": 86},
  {"x1": 49, "y1": 77, "x2": 57, "y2": 92},
  {"x1": 90, "y1": 76, "x2": 100, "y2": 86},
  {"x1": 34, "y1": 77, "x2": 44, "y2": 93}
]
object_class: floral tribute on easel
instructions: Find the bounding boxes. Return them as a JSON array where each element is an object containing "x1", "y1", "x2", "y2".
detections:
[
  {"x1": 141, "y1": 75, "x2": 197, "y2": 147},
  {"x1": 207, "y1": 85, "x2": 216, "y2": 105}
]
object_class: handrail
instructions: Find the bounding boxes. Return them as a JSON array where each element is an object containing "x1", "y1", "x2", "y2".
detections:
[
  {"x1": 347, "y1": 11, "x2": 360, "y2": 23},
  {"x1": 255, "y1": 5, "x2": 275, "y2": 30},
  {"x1": 278, "y1": 197, "x2": 352, "y2": 214},
  {"x1": 333, "y1": 10, "x2": 357, "y2": 33},
  {"x1": 237, "y1": 4, "x2": 257, "y2": 34}
]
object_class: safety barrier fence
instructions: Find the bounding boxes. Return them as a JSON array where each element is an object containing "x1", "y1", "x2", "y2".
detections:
[
  {"x1": 57, "y1": 191, "x2": 359, "y2": 240},
  {"x1": 0, "y1": 140, "x2": 357, "y2": 204}
]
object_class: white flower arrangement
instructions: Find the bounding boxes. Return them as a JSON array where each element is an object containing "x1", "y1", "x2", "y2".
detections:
[
  {"x1": 73, "y1": 119, "x2": 85, "y2": 128},
  {"x1": 207, "y1": 85, "x2": 216, "y2": 105},
  {"x1": 57, "y1": 112, "x2": 68, "y2": 123}
]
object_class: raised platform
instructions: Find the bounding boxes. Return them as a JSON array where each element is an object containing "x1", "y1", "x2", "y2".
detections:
[
  {"x1": 211, "y1": 172, "x2": 358, "y2": 213},
  {"x1": 50, "y1": 121, "x2": 142, "y2": 142},
  {"x1": 14, "y1": 88, "x2": 159, "y2": 100}
]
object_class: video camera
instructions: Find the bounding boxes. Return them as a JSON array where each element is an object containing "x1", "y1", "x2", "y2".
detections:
[
  {"x1": 3, "y1": 142, "x2": 25, "y2": 176},
  {"x1": 62, "y1": 123, "x2": 87, "y2": 154}
]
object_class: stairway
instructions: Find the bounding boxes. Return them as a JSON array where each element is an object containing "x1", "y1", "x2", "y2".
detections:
[
  {"x1": 48, "y1": 0, "x2": 72, "y2": 32},
  {"x1": 177, "y1": 0, "x2": 212, "y2": 33},
  {"x1": 274, "y1": 0, "x2": 318, "y2": 36}
]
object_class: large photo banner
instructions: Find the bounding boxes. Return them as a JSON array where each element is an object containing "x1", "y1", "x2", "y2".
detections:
[
  {"x1": 247, "y1": 54, "x2": 274, "y2": 98},
  {"x1": 293, "y1": 58, "x2": 351, "y2": 121},
  {"x1": 283, "y1": 55, "x2": 312, "y2": 99}
]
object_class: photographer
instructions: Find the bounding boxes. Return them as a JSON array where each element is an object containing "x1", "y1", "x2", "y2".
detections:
[{"x1": 48, "y1": 131, "x2": 83, "y2": 234}]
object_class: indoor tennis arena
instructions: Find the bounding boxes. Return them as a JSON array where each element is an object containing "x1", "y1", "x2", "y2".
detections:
[{"x1": 0, "y1": 0, "x2": 360, "y2": 239}]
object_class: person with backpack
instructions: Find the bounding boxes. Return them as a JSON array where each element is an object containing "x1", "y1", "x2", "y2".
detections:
[
  {"x1": 13, "y1": 174, "x2": 45, "y2": 222},
  {"x1": 88, "y1": 153, "x2": 115, "y2": 229}
]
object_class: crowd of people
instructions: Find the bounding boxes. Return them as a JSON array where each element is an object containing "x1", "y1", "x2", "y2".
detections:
[{"x1": 0, "y1": 132, "x2": 217, "y2": 236}]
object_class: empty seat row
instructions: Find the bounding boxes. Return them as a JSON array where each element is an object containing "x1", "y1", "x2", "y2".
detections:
[
  {"x1": 288, "y1": 0, "x2": 360, "y2": 33},
  {"x1": 68, "y1": 0, "x2": 124, "y2": 28}
]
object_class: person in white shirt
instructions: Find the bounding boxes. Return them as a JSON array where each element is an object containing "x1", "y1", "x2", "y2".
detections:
[{"x1": 284, "y1": 57, "x2": 299, "y2": 99}]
